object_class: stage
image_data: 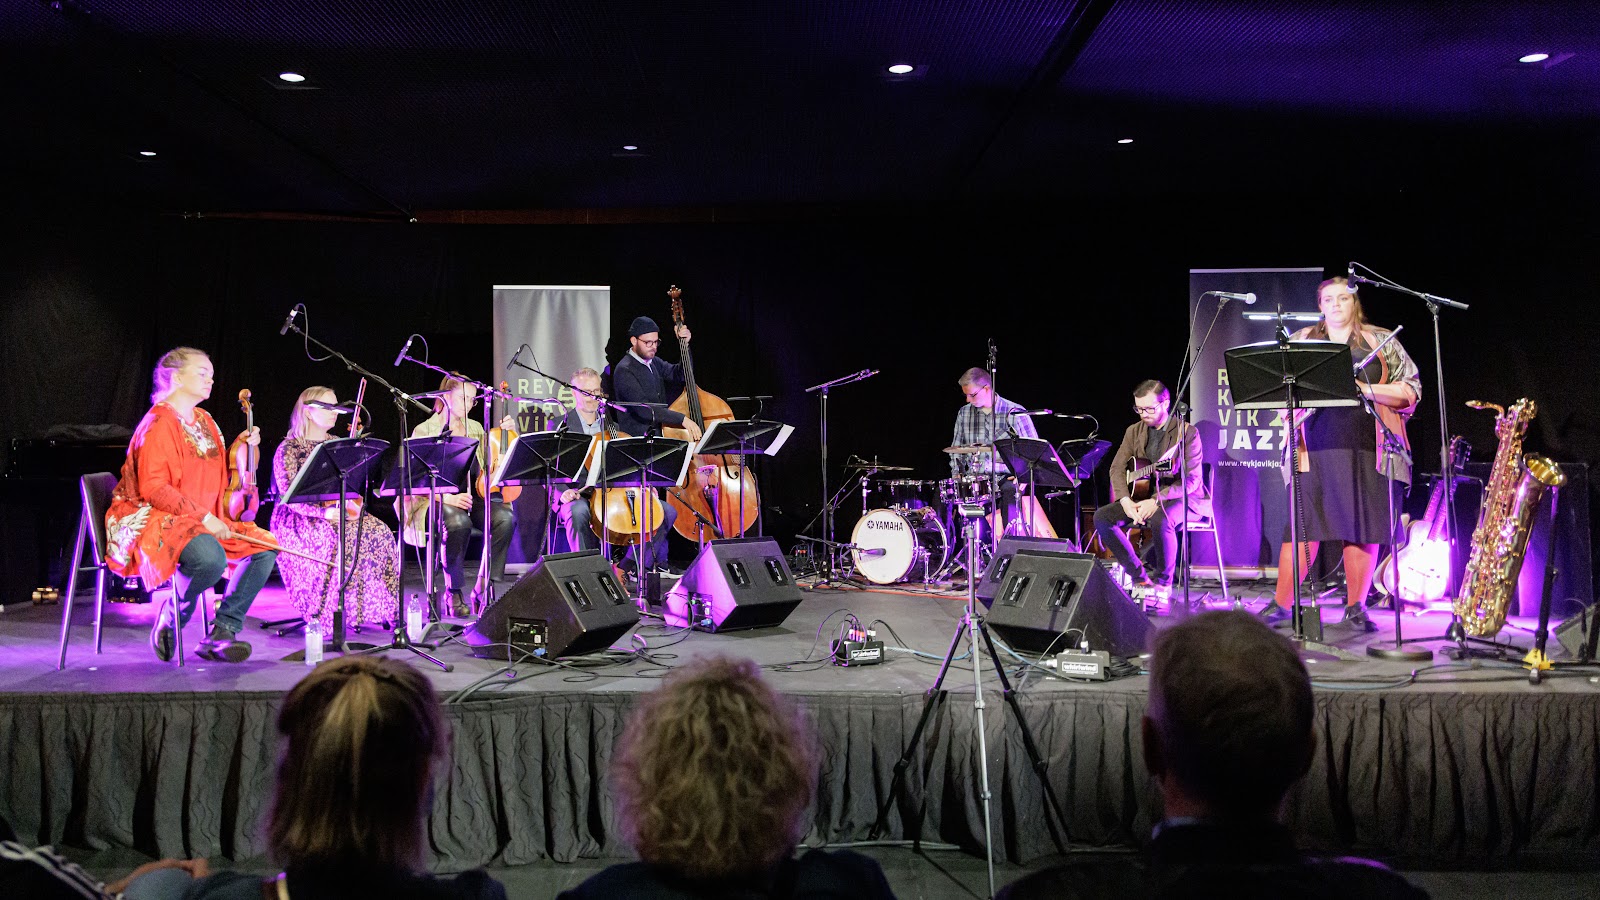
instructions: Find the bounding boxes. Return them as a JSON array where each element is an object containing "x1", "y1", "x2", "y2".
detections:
[{"x1": 3, "y1": 574, "x2": 1598, "y2": 873}]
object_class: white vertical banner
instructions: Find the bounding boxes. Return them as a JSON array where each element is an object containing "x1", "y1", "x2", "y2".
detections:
[{"x1": 492, "y1": 285, "x2": 611, "y2": 430}]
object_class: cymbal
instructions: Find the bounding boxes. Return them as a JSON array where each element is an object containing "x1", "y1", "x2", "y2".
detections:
[
  {"x1": 844, "y1": 457, "x2": 912, "y2": 471},
  {"x1": 943, "y1": 444, "x2": 989, "y2": 455}
]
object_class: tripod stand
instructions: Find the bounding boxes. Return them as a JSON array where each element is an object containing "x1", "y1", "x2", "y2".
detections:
[{"x1": 869, "y1": 502, "x2": 1070, "y2": 899}]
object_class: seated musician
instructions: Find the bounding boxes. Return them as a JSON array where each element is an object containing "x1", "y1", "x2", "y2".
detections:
[
  {"x1": 401, "y1": 373, "x2": 515, "y2": 617},
  {"x1": 551, "y1": 367, "x2": 678, "y2": 556},
  {"x1": 609, "y1": 316, "x2": 699, "y2": 572},
  {"x1": 1093, "y1": 380, "x2": 1211, "y2": 603},
  {"x1": 950, "y1": 366, "x2": 1038, "y2": 528},
  {"x1": 104, "y1": 346, "x2": 278, "y2": 663}
]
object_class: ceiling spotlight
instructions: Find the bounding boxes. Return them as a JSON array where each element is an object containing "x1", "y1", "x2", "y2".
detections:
[
  {"x1": 622, "y1": 144, "x2": 639, "y2": 151},
  {"x1": 137, "y1": 150, "x2": 157, "y2": 157},
  {"x1": 887, "y1": 63, "x2": 915, "y2": 75},
  {"x1": 278, "y1": 71, "x2": 307, "y2": 83},
  {"x1": 1117, "y1": 138, "x2": 1134, "y2": 144},
  {"x1": 1519, "y1": 53, "x2": 1550, "y2": 63}
]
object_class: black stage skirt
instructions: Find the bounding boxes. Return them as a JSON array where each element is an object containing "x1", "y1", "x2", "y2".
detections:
[{"x1": 1284, "y1": 401, "x2": 1402, "y2": 546}]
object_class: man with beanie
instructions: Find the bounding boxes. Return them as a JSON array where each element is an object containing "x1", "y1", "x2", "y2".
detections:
[{"x1": 608, "y1": 315, "x2": 700, "y2": 572}]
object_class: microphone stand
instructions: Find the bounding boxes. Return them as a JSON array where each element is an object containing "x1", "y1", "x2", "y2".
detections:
[
  {"x1": 804, "y1": 368, "x2": 878, "y2": 580},
  {"x1": 1347, "y1": 263, "x2": 1474, "y2": 650},
  {"x1": 281, "y1": 316, "x2": 449, "y2": 670}
]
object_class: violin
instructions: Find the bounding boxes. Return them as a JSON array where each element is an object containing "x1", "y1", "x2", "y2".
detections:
[
  {"x1": 223, "y1": 389, "x2": 261, "y2": 522},
  {"x1": 581, "y1": 426, "x2": 665, "y2": 546},
  {"x1": 478, "y1": 381, "x2": 523, "y2": 503},
  {"x1": 662, "y1": 286, "x2": 760, "y2": 540}
]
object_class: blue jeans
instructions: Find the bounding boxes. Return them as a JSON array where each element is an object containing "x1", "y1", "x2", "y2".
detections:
[{"x1": 175, "y1": 535, "x2": 277, "y2": 634}]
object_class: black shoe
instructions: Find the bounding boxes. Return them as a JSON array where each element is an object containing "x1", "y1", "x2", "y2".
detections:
[
  {"x1": 1259, "y1": 603, "x2": 1291, "y2": 626},
  {"x1": 447, "y1": 589, "x2": 469, "y2": 618},
  {"x1": 1342, "y1": 604, "x2": 1379, "y2": 633},
  {"x1": 197, "y1": 625, "x2": 251, "y2": 663},
  {"x1": 150, "y1": 608, "x2": 176, "y2": 662}
]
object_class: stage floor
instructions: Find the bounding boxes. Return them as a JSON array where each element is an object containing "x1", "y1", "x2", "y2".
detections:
[{"x1": 4, "y1": 571, "x2": 1599, "y2": 872}]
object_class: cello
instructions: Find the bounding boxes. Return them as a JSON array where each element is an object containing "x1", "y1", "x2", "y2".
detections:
[
  {"x1": 661, "y1": 285, "x2": 760, "y2": 540},
  {"x1": 583, "y1": 426, "x2": 666, "y2": 546},
  {"x1": 223, "y1": 389, "x2": 261, "y2": 522}
]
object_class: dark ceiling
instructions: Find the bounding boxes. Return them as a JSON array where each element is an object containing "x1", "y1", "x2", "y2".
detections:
[{"x1": 4, "y1": 0, "x2": 1599, "y2": 217}]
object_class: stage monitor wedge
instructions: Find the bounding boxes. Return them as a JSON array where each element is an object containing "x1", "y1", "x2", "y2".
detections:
[
  {"x1": 976, "y1": 534, "x2": 1079, "y2": 606},
  {"x1": 664, "y1": 537, "x2": 803, "y2": 632},
  {"x1": 463, "y1": 550, "x2": 638, "y2": 658},
  {"x1": 985, "y1": 549, "x2": 1152, "y2": 659}
]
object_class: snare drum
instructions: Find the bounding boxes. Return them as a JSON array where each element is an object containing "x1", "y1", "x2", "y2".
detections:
[
  {"x1": 851, "y1": 507, "x2": 950, "y2": 584},
  {"x1": 939, "y1": 474, "x2": 994, "y2": 505}
]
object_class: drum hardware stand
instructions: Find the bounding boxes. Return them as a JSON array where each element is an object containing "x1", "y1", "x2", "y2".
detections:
[
  {"x1": 279, "y1": 315, "x2": 452, "y2": 670},
  {"x1": 868, "y1": 501, "x2": 1070, "y2": 897},
  {"x1": 1348, "y1": 264, "x2": 1489, "y2": 657},
  {"x1": 804, "y1": 368, "x2": 880, "y2": 559}
]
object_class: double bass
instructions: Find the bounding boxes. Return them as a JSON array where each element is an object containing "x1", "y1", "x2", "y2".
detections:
[{"x1": 661, "y1": 286, "x2": 760, "y2": 540}]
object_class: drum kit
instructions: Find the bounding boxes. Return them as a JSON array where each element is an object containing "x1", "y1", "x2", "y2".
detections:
[{"x1": 845, "y1": 445, "x2": 1003, "y2": 585}]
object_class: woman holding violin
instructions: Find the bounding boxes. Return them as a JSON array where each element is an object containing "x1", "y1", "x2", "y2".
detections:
[
  {"x1": 104, "y1": 347, "x2": 279, "y2": 663},
  {"x1": 269, "y1": 386, "x2": 400, "y2": 631},
  {"x1": 401, "y1": 373, "x2": 515, "y2": 617},
  {"x1": 552, "y1": 367, "x2": 679, "y2": 557}
]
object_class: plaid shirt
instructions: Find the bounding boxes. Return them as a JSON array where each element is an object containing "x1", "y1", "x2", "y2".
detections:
[{"x1": 950, "y1": 394, "x2": 1038, "y2": 475}]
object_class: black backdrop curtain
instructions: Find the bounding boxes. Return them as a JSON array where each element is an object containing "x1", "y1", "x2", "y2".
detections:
[{"x1": 2, "y1": 191, "x2": 1597, "y2": 569}]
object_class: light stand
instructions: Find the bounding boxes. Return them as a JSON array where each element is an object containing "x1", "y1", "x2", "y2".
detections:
[
  {"x1": 868, "y1": 501, "x2": 1070, "y2": 896},
  {"x1": 804, "y1": 368, "x2": 879, "y2": 576}
]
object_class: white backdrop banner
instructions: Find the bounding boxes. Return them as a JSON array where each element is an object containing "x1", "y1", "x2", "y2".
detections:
[{"x1": 492, "y1": 285, "x2": 611, "y2": 430}]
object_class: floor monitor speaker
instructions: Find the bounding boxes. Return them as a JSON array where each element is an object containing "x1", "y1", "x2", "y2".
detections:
[
  {"x1": 985, "y1": 549, "x2": 1152, "y2": 658},
  {"x1": 664, "y1": 537, "x2": 803, "y2": 632},
  {"x1": 976, "y1": 534, "x2": 1080, "y2": 605},
  {"x1": 463, "y1": 550, "x2": 638, "y2": 658}
]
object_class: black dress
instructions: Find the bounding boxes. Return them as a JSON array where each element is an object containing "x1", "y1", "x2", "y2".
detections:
[{"x1": 1287, "y1": 349, "x2": 1400, "y2": 545}]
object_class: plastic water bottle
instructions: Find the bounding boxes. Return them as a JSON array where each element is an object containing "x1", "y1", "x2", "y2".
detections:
[
  {"x1": 304, "y1": 618, "x2": 324, "y2": 666},
  {"x1": 405, "y1": 594, "x2": 426, "y2": 643}
]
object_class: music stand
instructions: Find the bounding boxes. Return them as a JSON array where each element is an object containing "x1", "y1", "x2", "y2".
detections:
[
  {"x1": 278, "y1": 437, "x2": 390, "y2": 659},
  {"x1": 993, "y1": 436, "x2": 1075, "y2": 539},
  {"x1": 695, "y1": 418, "x2": 796, "y2": 537},
  {"x1": 588, "y1": 436, "x2": 693, "y2": 607},
  {"x1": 1225, "y1": 339, "x2": 1361, "y2": 656},
  {"x1": 374, "y1": 435, "x2": 478, "y2": 670},
  {"x1": 496, "y1": 431, "x2": 593, "y2": 555}
]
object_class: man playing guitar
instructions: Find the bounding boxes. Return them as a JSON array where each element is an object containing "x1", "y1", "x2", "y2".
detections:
[{"x1": 1093, "y1": 380, "x2": 1211, "y2": 604}]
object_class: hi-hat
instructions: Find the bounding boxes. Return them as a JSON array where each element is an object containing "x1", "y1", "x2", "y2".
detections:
[{"x1": 943, "y1": 444, "x2": 989, "y2": 455}]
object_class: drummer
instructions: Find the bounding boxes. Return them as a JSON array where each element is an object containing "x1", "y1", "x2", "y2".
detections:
[{"x1": 950, "y1": 367, "x2": 1038, "y2": 523}]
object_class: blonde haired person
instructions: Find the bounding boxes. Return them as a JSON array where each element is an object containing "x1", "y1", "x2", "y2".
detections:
[
  {"x1": 103, "y1": 346, "x2": 278, "y2": 662},
  {"x1": 559, "y1": 656, "x2": 894, "y2": 899},
  {"x1": 269, "y1": 386, "x2": 400, "y2": 631},
  {"x1": 167, "y1": 656, "x2": 506, "y2": 900}
]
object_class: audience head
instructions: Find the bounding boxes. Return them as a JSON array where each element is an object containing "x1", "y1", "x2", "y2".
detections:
[
  {"x1": 267, "y1": 656, "x2": 448, "y2": 871},
  {"x1": 613, "y1": 655, "x2": 818, "y2": 880},
  {"x1": 1144, "y1": 611, "x2": 1314, "y2": 822}
]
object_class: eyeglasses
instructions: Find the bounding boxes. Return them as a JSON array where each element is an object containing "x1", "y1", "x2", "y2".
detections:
[
  {"x1": 637, "y1": 338, "x2": 661, "y2": 347},
  {"x1": 1133, "y1": 405, "x2": 1163, "y2": 415}
]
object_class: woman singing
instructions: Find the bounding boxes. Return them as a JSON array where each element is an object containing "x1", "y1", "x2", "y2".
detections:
[
  {"x1": 270, "y1": 386, "x2": 400, "y2": 632},
  {"x1": 401, "y1": 373, "x2": 514, "y2": 618},
  {"x1": 104, "y1": 347, "x2": 279, "y2": 663},
  {"x1": 1262, "y1": 277, "x2": 1421, "y2": 632}
]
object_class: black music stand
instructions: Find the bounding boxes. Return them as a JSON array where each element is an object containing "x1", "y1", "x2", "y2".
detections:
[
  {"x1": 496, "y1": 431, "x2": 593, "y2": 556},
  {"x1": 1046, "y1": 439, "x2": 1111, "y2": 548},
  {"x1": 278, "y1": 437, "x2": 390, "y2": 660},
  {"x1": 372, "y1": 435, "x2": 478, "y2": 671},
  {"x1": 695, "y1": 418, "x2": 796, "y2": 538},
  {"x1": 587, "y1": 436, "x2": 693, "y2": 607},
  {"x1": 1225, "y1": 339, "x2": 1360, "y2": 657},
  {"x1": 993, "y1": 436, "x2": 1075, "y2": 539}
]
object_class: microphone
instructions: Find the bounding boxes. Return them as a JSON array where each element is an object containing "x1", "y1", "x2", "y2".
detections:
[
  {"x1": 278, "y1": 306, "x2": 299, "y2": 336},
  {"x1": 1346, "y1": 262, "x2": 1363, "y2": 291},
  {"x1": 1013, "y1": 408, "x2": 1052, "y2": 416},
  {"x1": 1213, "y1": 291, "x2": 1257, "y2": 304},
  {"x1": 856, "y1": 547, "x2": 886, "y2": 557},
  {"x1": 393, "y1": 334, "x2": 415, "y2": 367}
]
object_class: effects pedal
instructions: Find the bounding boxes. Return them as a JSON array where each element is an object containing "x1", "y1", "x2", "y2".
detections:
[
  {"x1": 831, "y1": 624, "x2": 885, "y2": 666},
  {"x1": 1045, "y1": 649, "x2": 1112, "y2": 681}
]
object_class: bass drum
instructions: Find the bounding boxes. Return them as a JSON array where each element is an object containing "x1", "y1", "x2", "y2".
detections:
[{"x1": 851, "y1": 508, "x2": 949, "y2": 585}]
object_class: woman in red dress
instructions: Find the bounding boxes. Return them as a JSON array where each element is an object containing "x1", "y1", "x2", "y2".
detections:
[{"x1": 104, "y1": 347, "x2": 279, "y2": 662}]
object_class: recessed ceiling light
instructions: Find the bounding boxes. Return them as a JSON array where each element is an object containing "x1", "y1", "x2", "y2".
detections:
[
  {"x1": 1117, "y1": 138, "x2": 1134, "y2": 144},
  {"x1": 1519, "y1": 53, "x2": 1550, "y2": 63},
  {"x1": 887, "y1": 63, "x2": 915, "y2": 75},
  {"x1": 278, "y1": 71, "x2": 307, "y2": 83},
  {"x1": 622, "y1": 145, "x2": 639, "y2": 151},
  {"x1": 137, "y1": 150, "x2": 157, "y2": 157}
]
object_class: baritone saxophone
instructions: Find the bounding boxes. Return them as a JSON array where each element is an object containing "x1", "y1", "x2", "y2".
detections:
[{"x1": 1453, "y1": 399, "x2": 1566, "y2": 638}]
